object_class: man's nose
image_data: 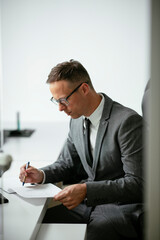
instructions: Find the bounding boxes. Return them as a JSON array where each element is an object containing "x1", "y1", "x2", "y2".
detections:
[{"x1": 58, "y1": 103, "x2": 66, "y2": 111}]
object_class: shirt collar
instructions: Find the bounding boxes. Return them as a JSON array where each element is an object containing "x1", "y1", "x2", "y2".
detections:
[{"x1": 86, "y1": 94, "x2": 104, "y2": 127}]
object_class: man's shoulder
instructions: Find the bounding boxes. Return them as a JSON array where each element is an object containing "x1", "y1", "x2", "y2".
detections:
[
  {"x1": 113, "y1": 101, "x2": 142, "y2": 119},
  {"x1": 101, "y1": 93, "x2": 142, "y2": 121}
]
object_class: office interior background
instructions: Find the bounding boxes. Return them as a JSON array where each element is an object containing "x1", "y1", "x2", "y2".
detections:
[
  {"x1": 1, "y1": 0, "x2": 160, "y2": 239},
  {"x1": 0, "y1": 0, "x2": 150, "y2": 126}
]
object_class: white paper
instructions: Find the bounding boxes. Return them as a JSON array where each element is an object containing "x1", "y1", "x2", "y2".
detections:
[
  {"x1": 0, "y1": 177, "x2": 61, "y2": 198},
  {"x1": 0, "y1": 177, "x2": 20, "y2": 193},
  {"x1": 14, "y1": 183, "x2": 61, "y2": 198}
]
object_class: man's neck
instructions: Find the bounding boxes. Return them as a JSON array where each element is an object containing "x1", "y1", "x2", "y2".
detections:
[{"x1": 84, "y1": 92, "x2": 102, "y2": 117}]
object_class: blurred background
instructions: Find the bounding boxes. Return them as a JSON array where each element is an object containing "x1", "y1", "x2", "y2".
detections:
[{"x1": 0, "y1": 0, "x2": 150, "y2": 126}]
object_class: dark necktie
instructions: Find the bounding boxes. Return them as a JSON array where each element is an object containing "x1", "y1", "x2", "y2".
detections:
[{"x1": 84, "y1": 118, "x2": 93, "y2": 167}]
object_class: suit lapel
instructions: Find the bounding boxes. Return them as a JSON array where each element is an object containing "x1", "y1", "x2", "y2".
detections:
[
  {"x1": 72, "y1": 93, "x2": 113, "y2": 180},
  {"x1": 93, "y1": 120, "x2": 108, "y2": 172},
  {"x1": 93, "y1": 94, "x2": 113, "y2": 173}
]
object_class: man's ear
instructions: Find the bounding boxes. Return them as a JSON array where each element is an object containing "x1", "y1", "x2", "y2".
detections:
[{"x1": 80, "y1": 83, "x2": 90, "y2": 96}]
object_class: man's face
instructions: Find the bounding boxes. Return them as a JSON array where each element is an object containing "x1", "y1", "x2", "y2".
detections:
[{"x1": 49, "y1": 80, "x2": 86, "y2": 119}]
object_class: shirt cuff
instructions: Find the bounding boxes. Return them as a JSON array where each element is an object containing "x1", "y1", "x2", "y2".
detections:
[{"x1": 40, "y1": 170, "x2": 46, "y2": 184}]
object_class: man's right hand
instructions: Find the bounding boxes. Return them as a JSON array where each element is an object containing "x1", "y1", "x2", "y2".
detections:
[{"x1": 19, "y1": 164, "x2": 44, "y2": 184}]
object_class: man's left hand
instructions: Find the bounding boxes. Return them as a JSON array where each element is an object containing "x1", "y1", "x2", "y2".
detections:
[{"x1": 54, "y1": 183, "x2": 87, "y2": 210}]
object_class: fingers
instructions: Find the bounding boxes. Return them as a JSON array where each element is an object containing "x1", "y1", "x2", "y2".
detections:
[
  {"x1": 54, "y1": 195, "x2": 76, "y2": 210},
  {"x1": 54, "y1": 184, "x2": 87, "y2": 210},
  {"x1": 19, "y1": 171, "x2": 29, "y2": 183},
  {"x1": 54, "y1": 190, "x2": 67, "y2": 201},
  {"x1": 19, "y1": 165, "x2": 44, "y2": 184},
  {"x1": 63, "y1": 202, "x2": 75, "y2": 210},
  {"x1": 19, "y1": 164, "x2": 27, "y2": 182},
  {"x1": 19, "y1": 165, "x2": 34, "y2": 183},
  {"x1": 61, "y1": 198, "x2": 77, "y2": 210},
  {"x1": 54, "y1": 188, "x2": 77, "y2": 210}
]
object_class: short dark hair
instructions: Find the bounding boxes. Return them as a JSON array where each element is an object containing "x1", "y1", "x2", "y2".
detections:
[{"x1": 46, "y1": 59, "x2": 94, "y2": 89}]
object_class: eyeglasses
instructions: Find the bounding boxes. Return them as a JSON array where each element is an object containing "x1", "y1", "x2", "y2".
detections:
[{"x1": 50, "y1": 82, "x2": 86, "y2": 106}]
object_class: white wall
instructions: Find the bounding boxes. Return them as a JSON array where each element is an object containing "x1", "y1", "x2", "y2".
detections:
[
  {"x1": 1, "y1": 0, "x2": 150, "y2": 125},
  {"x1": 0, "y1": 0, "x2": 4, "y2": 148}
]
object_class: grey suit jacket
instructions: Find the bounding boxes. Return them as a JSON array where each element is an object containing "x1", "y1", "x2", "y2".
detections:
[{"x1": 42, "y1": 93, "x2": 143, "y2": 207}]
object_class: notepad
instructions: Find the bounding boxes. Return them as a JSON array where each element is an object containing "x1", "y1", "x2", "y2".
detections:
[{"x1": 0, "y1": 177, "x2": 61, "y2": 198}]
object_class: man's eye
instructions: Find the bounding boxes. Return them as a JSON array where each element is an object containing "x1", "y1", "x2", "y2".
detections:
[
  {"x1": 59, "y1": 99, "x2": 65, "y2": 103},
  {"x1": 59, "y1": 99, "x2": 68, "y2": 105}
]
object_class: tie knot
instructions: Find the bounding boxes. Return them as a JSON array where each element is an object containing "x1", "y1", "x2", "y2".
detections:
[{"x1": 85, "y1": 118, "x2": 91, "y2": 128}]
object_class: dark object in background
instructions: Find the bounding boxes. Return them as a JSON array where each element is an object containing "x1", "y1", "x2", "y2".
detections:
[
  {"x1": 4, "y1": 129, "x2": 35, "y2": 137},
  {"x1": 0, "y1": 129, "x2": 35, "y2": 147}
]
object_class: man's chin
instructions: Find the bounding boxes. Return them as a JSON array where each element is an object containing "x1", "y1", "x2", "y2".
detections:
[
  {"x1": 65, "y1": 111, "x2": 71, "y2": 116},
  {"x1": 65, "y1": 111, "x2": 81, "y2": 119},
  {"x1": 70, "y1": 114, "x2": 82, "y2": 119},
  {"x1": 71, "y1": 116, "x2": 78, "y2": 119}
]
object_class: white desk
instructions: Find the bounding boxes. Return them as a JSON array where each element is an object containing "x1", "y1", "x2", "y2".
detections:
[
  {"x1": 0, "y1": 189, "x2": 49, "y2": 240},
  {"x1": 36, "y1": 224, "x2": 86, "y2": 240},
  {"x1": 0, "y1": 121, "x2": 73, "y2": 240},
  {"x1": 0, "y1": 191, "x2": 86, "y2": 240}
]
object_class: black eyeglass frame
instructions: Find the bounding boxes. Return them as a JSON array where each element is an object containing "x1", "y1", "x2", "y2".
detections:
[{"x1": 50, "y1": 82, "x2": 88, "y2": 106}]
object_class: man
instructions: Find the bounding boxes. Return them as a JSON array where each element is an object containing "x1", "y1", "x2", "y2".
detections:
[{"x1": 19, "y1": 60, "x2": 143, "y2": 240}]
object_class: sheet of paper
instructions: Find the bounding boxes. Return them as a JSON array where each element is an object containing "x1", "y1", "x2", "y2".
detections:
[
  {"x1": 0, "y1": 177, "x2": 20, "y2": 193},
  {"x1": 0, "y1": 177, "x2": 61, "y2": 198},
  {"x1": 14, "y1": 183, "x2": 61, "y2": 198}
]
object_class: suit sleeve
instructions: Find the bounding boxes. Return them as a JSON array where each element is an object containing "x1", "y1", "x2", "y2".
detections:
[
  {"x1": 86, "y1": 113, "x2": 144, "y2": 206},
  {"x1": 41, "y1": 121, "x2": 87, "y2": 184}
]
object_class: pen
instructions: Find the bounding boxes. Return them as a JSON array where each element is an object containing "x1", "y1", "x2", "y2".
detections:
[{"x1": 22, "y1": 161, "x2": 30, "y2": 186}]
